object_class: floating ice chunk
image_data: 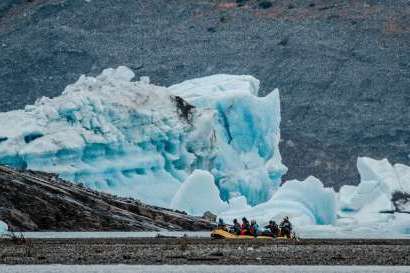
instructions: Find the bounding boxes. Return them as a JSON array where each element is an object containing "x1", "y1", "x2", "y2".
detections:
[
  {"x1": 370, "y1": 191, "x2": 393, "y2": 215},
  {"x1": 220, "y1": 176, "x2": 336, "y2": 226},
  {"x1": 341, "y1": 157, "x2": 410, "y2": 215},
  {"x1": 0, "y1": 221, "x2": 8, "y2": 234},
  {"x1": 389, "y1": 213, "x2": 410, "y2": 234},
  {"x1": 337, "y1": 157, "x2": 410, "y2": 232},
  {"x1": 339, "y1": 180, "x2": 388, "y2": 211},
  {"x1": 338, "y1": 191, "x2": 394, "y2": 229},
  {"x1": 395, "y1": 164, "x2": 410, "y2": 193},
  {"x1": 357, "y1": 157, "x2": 401, "y2": 193},
  {"x1": 338, "y1": 185, "x2": 357, "y2": 210},
  {"x1": 170, "y1": 170, "x2": 228, "y2": 215}
]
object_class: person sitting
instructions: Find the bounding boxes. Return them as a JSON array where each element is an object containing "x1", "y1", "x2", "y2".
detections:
[
  {"x1": 249, "y1": 220, "x2": 260, "y2": 237},
  {"x1": 279, "y1": 216, "x2": 293, "y2": 238},
  {"x1": 217, "y1": 218, "x2": 227, "y2": 231},
  {"x1": 240, "y1": 217, "x2": 250, "y2": 235},
  {"x1": 263, "y1": 220, "x2": 280, "y2": 237},
  {"x1": 230, "y1": 218, "x2": 241, "y2": 235}
]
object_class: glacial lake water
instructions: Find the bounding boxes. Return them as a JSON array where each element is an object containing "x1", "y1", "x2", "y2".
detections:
[{"x1": 1, "y1": 265, "x2": 410, "y2": 273}]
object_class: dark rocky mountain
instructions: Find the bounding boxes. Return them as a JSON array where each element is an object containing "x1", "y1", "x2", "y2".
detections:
[
  {"x1": 0, "y1": 0, "x2": 409, "y2": 189},
  {"x1": 0, "y1": 165, "x2": 213, "y2": 231}
]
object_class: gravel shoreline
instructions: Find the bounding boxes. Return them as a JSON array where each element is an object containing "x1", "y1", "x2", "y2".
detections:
[{"x1": 1, "y1": 238, "x2": 409, "y2": 265}]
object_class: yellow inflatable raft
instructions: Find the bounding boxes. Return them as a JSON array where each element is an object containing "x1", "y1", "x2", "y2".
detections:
[{"x1": 210, "y1": 229, "x2": 291, "y2": 240}]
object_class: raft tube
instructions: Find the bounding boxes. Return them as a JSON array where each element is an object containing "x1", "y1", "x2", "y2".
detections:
[{"x1": 211, "y1": 229, "x2": 290, "y2": 240}]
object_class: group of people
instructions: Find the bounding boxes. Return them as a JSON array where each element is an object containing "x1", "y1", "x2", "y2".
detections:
[{"x1": 218, "y1": 216, "x2": 293, "y2": 238}]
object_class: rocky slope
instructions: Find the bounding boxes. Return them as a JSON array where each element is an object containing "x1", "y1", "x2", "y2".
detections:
[
  {"x1": 0, "y1": 0, "x2": 409, "y2": 188},
  {"x1": 0, "y1": 165, "x2": 213, "y2": 231}
]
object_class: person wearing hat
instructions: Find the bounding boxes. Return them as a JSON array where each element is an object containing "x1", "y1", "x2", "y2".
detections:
[{"x1": 279, "y1": 216, "x2": 293, "y2": 238}]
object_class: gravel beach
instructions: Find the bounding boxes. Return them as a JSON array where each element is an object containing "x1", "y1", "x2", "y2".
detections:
[
  {"x1": 1, "y1": 238, "x2": 409, "y2": 265},
  {"x1": 2, "y1": 265, "x2": 410, "y2": 273}
]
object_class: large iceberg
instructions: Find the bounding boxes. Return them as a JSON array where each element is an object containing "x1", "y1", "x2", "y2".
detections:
[
  {"x1": 0, "y1": 67, "x2": 286, "y2": 208},
  {"x1": 0, "y1": 65, "x2": 409, "y2": 236}
]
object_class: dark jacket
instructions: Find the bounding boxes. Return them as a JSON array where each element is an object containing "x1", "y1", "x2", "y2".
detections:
[
  {"x1": 280, "y1": 220, "x2": 292, "y2": 230},
  {"x1": 264, "y1": 223, "x2": 279, "y2": 234}
]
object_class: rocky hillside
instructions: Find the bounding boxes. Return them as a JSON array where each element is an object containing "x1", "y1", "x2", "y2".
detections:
[
  {"x1": 0, "y1": 0, "x2": 409, "y2": 188},
  {"x1": 0, "y1": 165, "x2": 213, "y2": 231}
]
